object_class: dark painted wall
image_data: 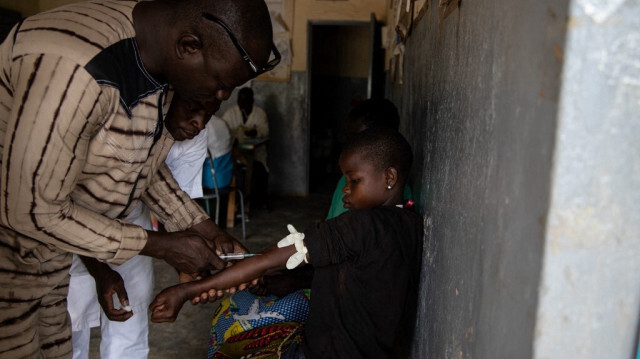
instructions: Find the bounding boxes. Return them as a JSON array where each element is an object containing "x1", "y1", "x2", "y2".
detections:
[{"x1": 387, "y1": 0, "x2": 568, "y2": 357}]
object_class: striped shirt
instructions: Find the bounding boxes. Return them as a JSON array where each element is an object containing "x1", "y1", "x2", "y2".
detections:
[{"x1": 0, "y1": 0, "x2": 208, "y2": 265}]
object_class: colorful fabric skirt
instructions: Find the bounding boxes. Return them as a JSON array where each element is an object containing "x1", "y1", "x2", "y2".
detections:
[{"x1": 208, "y1": 289, "x2": 310, "y2": 359}]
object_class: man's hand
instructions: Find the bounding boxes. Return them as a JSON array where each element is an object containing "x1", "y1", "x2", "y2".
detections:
[
  {"x1": 191, "y1": 222, "x2": 263, "y2": 303},
  {"x1": 178, "y1": 265, "x2": 256, "y2": 305},
  {"x1": 144, "y1": 219, "x2": 253, "y2": 304},
  {"x1": 141, "y1": 230, "x2": 226, "y2": 274},
  {"x1": 80, "y1": 256, "x2": 133, "y2": 322},
  {"x1": 188, "y1": 220, "x2": 249, "y2": 261}
]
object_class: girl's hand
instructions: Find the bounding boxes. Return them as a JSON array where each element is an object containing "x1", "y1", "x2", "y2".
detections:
[{"x1": 149, "y1": 286, "x2": 188, "y2": 323}]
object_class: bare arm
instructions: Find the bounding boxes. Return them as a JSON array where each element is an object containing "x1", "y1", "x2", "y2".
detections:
[
  {"x1": 149, "y1": 243, "x2": 299, "y2": 323},
  {"x1": 174, "y1": 218, "x2": 254, "y2": 305}
]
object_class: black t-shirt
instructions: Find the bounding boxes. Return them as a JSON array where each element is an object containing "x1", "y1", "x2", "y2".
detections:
[{"x1": 302, "y1": 206, "x2": 423, "y2": 358}]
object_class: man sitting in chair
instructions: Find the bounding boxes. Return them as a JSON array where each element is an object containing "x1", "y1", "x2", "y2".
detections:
[{"x1": 222, "y1": 87, "x2": 270, "y2": 211}]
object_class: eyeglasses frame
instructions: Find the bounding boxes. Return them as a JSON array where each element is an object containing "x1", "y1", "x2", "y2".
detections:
[{"x1": 201, "y1": 12, "x2": 281, "y2": 78}]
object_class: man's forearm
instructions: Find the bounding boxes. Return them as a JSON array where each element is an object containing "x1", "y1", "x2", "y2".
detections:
[
  {"x1": 141, "y1": 165, "x2": 209, "y2": 232},
  {"x1": 139, "y1": 229, "x2": 207, "y2": 259},
  {"x1": 79, "y1": 255, "x2": 114, "y2": 279},
  {"x1": 139, "y1": 230, "x2": 168, "y2": 260}
]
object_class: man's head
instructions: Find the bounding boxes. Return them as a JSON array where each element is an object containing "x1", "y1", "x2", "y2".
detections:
[
  {"x1": 165, "y1": 95, "x2": 213, "y2": 141},
  {"x1": 345, "y1": 98, "x2": 400, "y2": 139},
  {"x1": 144, "y1": 0, "x2": 276, "y2": 109},
  {"x1": 339, "y1": 128, "x2": 413, "y2": 210},
  {"x1": 237, "y1": 87, "x2": 254, "y2": 113}
]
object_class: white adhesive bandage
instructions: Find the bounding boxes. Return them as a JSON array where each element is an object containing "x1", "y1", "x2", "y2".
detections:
[
  {"x1": 277, "y1": 224, "x2": 308, "y2": 269},
  {"x1": 112, "y1": 293, "x2": 132, "y2": 312}
]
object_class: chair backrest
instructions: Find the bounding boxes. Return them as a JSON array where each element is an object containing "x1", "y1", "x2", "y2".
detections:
[
  {"x1": 203, "y1": 150, "x2": 221, "y2": 197},
  {"x1": 204, "y1": 149, "x2": 235, "y2": 190}
]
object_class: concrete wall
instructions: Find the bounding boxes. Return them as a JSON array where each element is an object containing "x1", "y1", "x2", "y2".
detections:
[
  {"x1": 387, "y1": 0, "x2": 568, "y2": 357},
  {"x1": 389, "y1": 0, "x2": 640, "y2": 357},
  {"x1": 533, "y1": 1, "x2": 640, "y2": 358},
  {"x1": 253, "y1": 73, "x2": 310, "y2": 197}
]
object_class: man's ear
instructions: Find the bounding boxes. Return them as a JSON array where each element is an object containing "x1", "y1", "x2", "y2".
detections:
[
  {"x1": 176, "y1": 34, "x2": 203, "y2": 59},
  {"x1": 385, "y1": 167, "x2": 398, "y2": 188}
]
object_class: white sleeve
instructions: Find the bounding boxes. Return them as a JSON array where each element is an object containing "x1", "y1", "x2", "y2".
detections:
[
  {"x1": 222, "y1": 107, "x2": 239, "y2": 130},
  {"x1": 206, "y1": 116, "x2": 232, "y2": 158},
  {"x1": 165, "y1": 131, "x2": 208, "y2": 199}
]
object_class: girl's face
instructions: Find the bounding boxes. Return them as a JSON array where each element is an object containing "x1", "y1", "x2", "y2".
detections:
[{"x1": 339, "y1": 151, "x2": 392, "y2": 210}]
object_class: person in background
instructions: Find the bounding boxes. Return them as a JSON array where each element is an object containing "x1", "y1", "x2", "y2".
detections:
[
  {"x1": 0, "y1": 0, "x2": 277, "y2": 356},
  {"x1": 68, "y1": 96, "x2": 209, "y2": 359},
  {"x1": 222, "y1": 87, "x2": 270, "y2": 210},
  {"x1": 326, "y1": 98, "x2": 413, "y2": 219},
  {"x1": 150, "y1": 129, "x2": 423, "y2": 359}
]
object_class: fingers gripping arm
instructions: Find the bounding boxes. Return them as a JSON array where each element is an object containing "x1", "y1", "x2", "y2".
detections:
[{"x1": 150, "y1": 225, "x2": 309, "y2": 322}]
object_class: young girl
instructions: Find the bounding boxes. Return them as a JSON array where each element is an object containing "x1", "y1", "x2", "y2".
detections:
[{"x1": 150, "y1": 128, "x2": 423, "y2": 358}]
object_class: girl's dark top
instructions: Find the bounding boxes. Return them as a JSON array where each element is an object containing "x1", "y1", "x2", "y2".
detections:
[{"x1": 302, "y1": 205, "x2": 423, "y2": 358}]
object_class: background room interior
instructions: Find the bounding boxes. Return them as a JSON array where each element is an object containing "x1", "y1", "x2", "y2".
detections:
[{"x1": 0, "y1": 0, "x2": 637, "y2": 358}]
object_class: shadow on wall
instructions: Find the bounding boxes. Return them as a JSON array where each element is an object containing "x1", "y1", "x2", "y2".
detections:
[{"x1": 263, "y1": 93, "x2": 283, "y2": 124}]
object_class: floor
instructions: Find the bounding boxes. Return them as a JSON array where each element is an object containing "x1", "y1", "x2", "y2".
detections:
[{"x1": 88, "y1": 194, "x2": 331, "y2": 358}]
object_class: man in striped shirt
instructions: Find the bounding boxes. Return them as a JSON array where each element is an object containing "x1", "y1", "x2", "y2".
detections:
[{"x1": 0, "y1": 0, "x2": 277, "y2": 357}]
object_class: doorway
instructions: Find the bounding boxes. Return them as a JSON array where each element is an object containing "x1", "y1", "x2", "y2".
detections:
[{"x1": 306, "y1": 17, "x2": 383, "y2": 195}]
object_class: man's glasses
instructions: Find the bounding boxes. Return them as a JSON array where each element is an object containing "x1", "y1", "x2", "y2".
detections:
[{"x1": 202, "y1": 12, "x2": 281, "y2": 78}]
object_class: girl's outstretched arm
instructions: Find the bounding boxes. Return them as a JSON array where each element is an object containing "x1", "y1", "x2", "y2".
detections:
[{"x1": 149, "y1": 243, "x2": 298, "y2": 323}]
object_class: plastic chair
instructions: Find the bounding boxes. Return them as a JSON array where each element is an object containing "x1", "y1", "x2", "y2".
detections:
[{"x1": 201, "y1": 151, "x2": 246, "y2": 239}]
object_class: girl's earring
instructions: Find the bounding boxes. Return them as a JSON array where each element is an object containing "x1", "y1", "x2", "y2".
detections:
[{"x1": 387, "y1": 185, "x2": 392, "y2": 190}]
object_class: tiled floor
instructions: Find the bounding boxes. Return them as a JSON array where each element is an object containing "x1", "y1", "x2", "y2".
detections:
[{"x1": 88, "y1": 194, "x2": 331, "y2": 358}]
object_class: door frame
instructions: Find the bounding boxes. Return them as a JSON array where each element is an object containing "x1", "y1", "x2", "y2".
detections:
[{"x1": 305, "y1": 19, "x2": 376, "y2": 194}]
